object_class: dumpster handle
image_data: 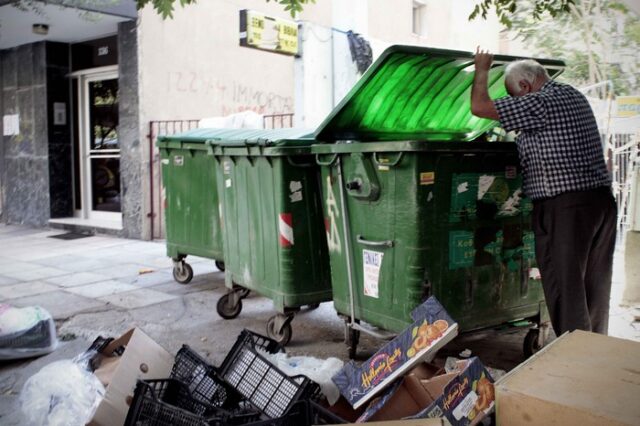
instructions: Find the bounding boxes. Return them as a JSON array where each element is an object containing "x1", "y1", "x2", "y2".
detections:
[
  {"x1": 337, "y1": 157, "x2": 357, "y2": 326},
  {"x1": 315, "y1": 153, "x2": 338, "y2": 166},
  {"x1": 373, "y1": 152, "x2": 403, "y2": 167},
  {"x1": 356, "y1": 235, "x2": 394, "y2": 248},
  {"x1": 286, "y1": 156, "x2": 315, "y2": 168}
]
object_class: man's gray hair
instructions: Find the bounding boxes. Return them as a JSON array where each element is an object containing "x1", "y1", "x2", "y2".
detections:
[{"x1": 504, "y1": 59, "x2": 550, "y2": 91}]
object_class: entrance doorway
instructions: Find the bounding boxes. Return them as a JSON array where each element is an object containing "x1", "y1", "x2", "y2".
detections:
[{"x1": 73, "y1": 68, "x2": 122, "y2": 226}]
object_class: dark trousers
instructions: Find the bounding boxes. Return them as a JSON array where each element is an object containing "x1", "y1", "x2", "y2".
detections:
[{"x1": 532, "y1": 187, "x2": 617, "y2": 336}]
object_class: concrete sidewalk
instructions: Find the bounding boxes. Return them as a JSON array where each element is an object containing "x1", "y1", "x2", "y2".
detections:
[{"x1": 0, "y1": 223, "x2": 638, "y2": 424}]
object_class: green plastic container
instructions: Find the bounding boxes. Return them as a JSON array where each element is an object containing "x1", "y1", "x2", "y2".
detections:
[
  {"x1": 206, "y1": 129, "x2": 332, "y2": 345},
  {"x1": 157, "y1": 132, "x2": 226, "y2": 284},
  {"x1": 313, "y1": 45, "x2": 564, "y2": 358}
]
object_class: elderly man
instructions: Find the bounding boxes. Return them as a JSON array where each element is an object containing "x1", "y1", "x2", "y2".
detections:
[{"x1": 470, "y1": 48, "x2": 617, "y2": 336}]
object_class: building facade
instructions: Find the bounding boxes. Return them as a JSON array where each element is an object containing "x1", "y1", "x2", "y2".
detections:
[{"x1": 0, "y1": 0, "x2": 518, "y2": 240}]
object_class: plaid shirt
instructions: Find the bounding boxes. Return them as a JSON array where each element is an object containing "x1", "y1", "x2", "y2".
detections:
[{"x1": 494, "y1": 81, "x2": 611, "y2": 200}]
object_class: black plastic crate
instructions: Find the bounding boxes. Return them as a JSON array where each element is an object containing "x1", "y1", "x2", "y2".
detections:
[
  {"x1": 219, "y1": 330, "x2": 321, "y2": 419},
  {"x1": 0, "y1": 320, "x2": 54, "y2": 349},
  {"x1": 171, "y1": 345, "x2": 241, "y2": 409},
  {"x1": 124, "y1": 379, "x2": 261, "y2": 426}
]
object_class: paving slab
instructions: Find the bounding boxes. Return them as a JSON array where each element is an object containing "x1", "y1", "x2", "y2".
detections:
[
  {"x1": 0, "y1": 275, "x2": 18, "y2": 287},
  {"x1": 54, "y1": 258, "x2": 114, "y2": 273},
  {"x1": 64, "y1": 280, "x2": 140, "y2": 298},
  {"x1": 122, "y1": 270, "x2": 175, "y2": 288},
  {"x1": 90, "y1": 263, "x2": 160, "y2": 280},
  {"x1": 45, "y1": 272, "x2": 111, "y2": 288},
  {"x1": 98, "y1": 288, "x2": 178, "y2": 309},
  {"x1": 8, "y1": 291, "x2": 107, "y2": 319},
  {"x1": 0, "y1": 266, "x2": 69, "y2": 281},
  {"x1": 0, "y1": 281, "x2": 59, "y2": 300}
]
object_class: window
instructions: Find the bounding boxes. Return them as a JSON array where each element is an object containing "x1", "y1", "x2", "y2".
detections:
[{"x1": 412, "y1": 0, "x2": 427, "y2": 36}]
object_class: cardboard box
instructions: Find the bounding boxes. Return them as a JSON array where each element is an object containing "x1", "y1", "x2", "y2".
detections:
[
  {"x1": 335, "y1": 420, "x2": 446, "y2": 425},
  {"x1": 332, "y1": 297, "x2": 458, "y2": 409},
  {"x1": 358, "y1": 357, "x2": 495, "y2": 426},
  {"x1": 495, "y1": 330, "x2": 640, "y2": 426},
  {"x1": 88, "y1": 328, "x2": 174, "y2": 426}
]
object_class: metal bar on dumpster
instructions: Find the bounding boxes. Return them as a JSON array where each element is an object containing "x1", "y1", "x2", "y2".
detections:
[{"x1": 337, "y1": 157, "x2": 357, "y2": 326}]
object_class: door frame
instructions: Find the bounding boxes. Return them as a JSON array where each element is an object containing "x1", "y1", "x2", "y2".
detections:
[{"x1": 71, "y1": 65, "x2": 122, "y2": 223}]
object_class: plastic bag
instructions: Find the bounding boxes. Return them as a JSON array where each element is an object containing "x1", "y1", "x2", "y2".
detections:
[
  {"x1": 259, "y1": 350, "x2": 344, "y2": 405},
  {"x1": 20, "y1": 350, "x2": 106, "y2": 426},
  {"x1": 0, "y1": 304, "x2": 58, "y2": 360}
]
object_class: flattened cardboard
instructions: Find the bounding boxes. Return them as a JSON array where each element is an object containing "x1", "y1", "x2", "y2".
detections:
[
  {"x1": 88, "y1": 328, "x2": 174, "y2": 426},
  {"x1": 336, "y1": 420, "x2": 446, "y2": 426},
  {"x1": 360, "y1": 357, "x2": 495, "y2": 426},
  {"x1": 332, "y1": 297, "x2": 458, "y2": 409},
  {"x1": 495, "y1": 330, "x2": 640, "y2": 426}
]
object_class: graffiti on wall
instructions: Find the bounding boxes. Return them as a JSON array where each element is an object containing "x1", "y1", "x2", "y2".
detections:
[{"x1": 166, "y1": 71, "x2": 293, "y2": 114}]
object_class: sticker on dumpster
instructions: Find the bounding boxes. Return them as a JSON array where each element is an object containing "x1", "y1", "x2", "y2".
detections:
[
  {"x1": 225, "y1": 179, "x2": 232, "y2": 188},
  {"x1": 223, "y1": 160, "x2": 232, "y2": 174},
  {"x1": 279, "y1": 213, "x2": 294, "y2": 247},
  {"x1": 326, "y1": 175, "x2": 342, "y2": 253},
  {"x1": 363, "y1": 250, "x2": 383, "y2": 298},
  {"x1": 505, "y1": 166, "x2": 517, "y2": 179},
  {"x1": 161, "y1": 159, "x2": 170, "y2": 165},
  {"x1": 420, "y1": 172, "x2": 435, "y2": 185},
  {"x1": 449, "y1": 173, "x2": 532, "y2": 223},
  {"x1": 477, "y1": 175, "x2": 495, "y2": 200},
  {"x1": 378, "y1": 165, "x2": 390, "y2": 171},
  {"x1": 289, "y1": 181, "x2": 303, "y2": 203},
  {"x1": 174, "y1": 155, "x2": 184, "y2": 166}
]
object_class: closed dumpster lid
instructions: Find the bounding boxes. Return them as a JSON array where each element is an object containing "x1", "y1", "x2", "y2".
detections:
[
  {"x1": 314, "y1": 45, "x2": 564, "y2": 142},
  {"x1": 159, "y1": 128, "x2": 314, "y2": 146}
]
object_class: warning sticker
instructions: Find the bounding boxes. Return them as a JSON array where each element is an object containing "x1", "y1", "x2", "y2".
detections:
[
  {"x1": 363, "y1": 250, "x2": 384, "y2": 298},
  {"x1": 173, "y1": 155, "x2": 184, "y2": 166},
  {"x1": 420, "y1": 172, "x2": 435, "y2": 185}
]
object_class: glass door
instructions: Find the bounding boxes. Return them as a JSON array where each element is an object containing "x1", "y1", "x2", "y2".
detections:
[{"x1": 76, "y1": 70, "x2": 122, "y2": 222}]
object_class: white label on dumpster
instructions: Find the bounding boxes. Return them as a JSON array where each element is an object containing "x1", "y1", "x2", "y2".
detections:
[
  {"x1": 174, "y1": 155, "x2": 184, "y2": 166},
  {"x1": 453, "y1": 390, "x2": 478, "y2": 420},
  {"x1": 363, "y1": 250, "x2": 383, "y2": 298},
  {"x1": 225, "y1": 178, "x2": 232, "y2": 188}
]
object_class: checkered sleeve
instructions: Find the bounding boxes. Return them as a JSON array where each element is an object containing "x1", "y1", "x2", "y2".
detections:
[{"x1": 494, "y1": 94, "x2": 547, "y2": 132}]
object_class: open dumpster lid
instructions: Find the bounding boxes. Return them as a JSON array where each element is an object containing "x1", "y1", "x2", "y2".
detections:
[
  {"x1": 314, "y1": 45, "x2": 565, "y2": 142},
  {"x1": 158, "y1": 128, "x2": 314, "y2": 147}
]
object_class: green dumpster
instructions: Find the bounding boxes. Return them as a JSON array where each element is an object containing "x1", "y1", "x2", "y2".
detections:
[
  {"x1": 208, "y1": 129, "x2": 332, "y2": 345},
  {"x1": 158, "y1": 131, "x2": 226, "y2": 284},
  {"x1": 312, "y1": 45, "x2": 565, "y2": 358}
]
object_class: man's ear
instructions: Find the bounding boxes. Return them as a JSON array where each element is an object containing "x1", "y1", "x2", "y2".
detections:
[{"x1": 519, "y1": 80, "x2": 532, "y2": 95}]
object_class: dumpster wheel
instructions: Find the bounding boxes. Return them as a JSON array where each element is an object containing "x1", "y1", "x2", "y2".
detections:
[
  {"x1": 215, "y1": 260, "x2": 225, "y2": 272},
  {"x1": 173, "y1": 262, "x2": 194, "y2": 284},
  {"x1": 234, "y1": 287, "x2": 251, "y2": 299},
  {"x1": 216, "y1": 293, "x2": 242, "y2": 319},
  {"x1": 266, "y1": 315, "x2": 293, "y2": 346},
  {"x1": 347, "y1": 328, "x2": 360, "y2": 360},
  {"x1": 523, "y1": 327, "x2": 546, "y2": 358}
]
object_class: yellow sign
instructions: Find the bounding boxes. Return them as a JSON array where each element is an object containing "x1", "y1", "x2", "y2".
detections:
[
  {"x1": 240, "y1": 10, "x2": 298, "y2": 55},
  {"x1": 617, "y1": 96, "x2": 640, "y2": 118}
]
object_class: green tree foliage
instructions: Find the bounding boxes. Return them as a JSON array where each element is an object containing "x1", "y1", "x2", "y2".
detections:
[
  {"x1": 508, "y1": 0, "x2": 639, "y2": 97},
  {"x1": 135, "y1": 0, "x2": 315, "y2": 19},
  {"x1": 468, "y1": 0, "x2": 576, "y2": 27}
]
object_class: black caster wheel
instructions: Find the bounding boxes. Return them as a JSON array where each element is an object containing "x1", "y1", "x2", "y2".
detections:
[
  {"x1": 216, "y1": 293, "x2": 242, "y2": 319},
  {"x1": 173, "y1": 262, "x2": 193, "y2": 284},
  {"x1": 215, "y1": 260, "x2": 225, "y2": 272},
  {"x1": 347, "y1": 328, "x2": 360, "y2": 360},
  {"x1": 236, "y1": 287, "x2": 251, "y2": 299},
  {"x1": 266, "y1": 316, "x2": 292, "y2": 346},
  {"x1": 307, "y1": 303, "x2": 320, "y2": 310},
  {"x1": 523, "y1": 328, "x2": 544, "y2": 358}
]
